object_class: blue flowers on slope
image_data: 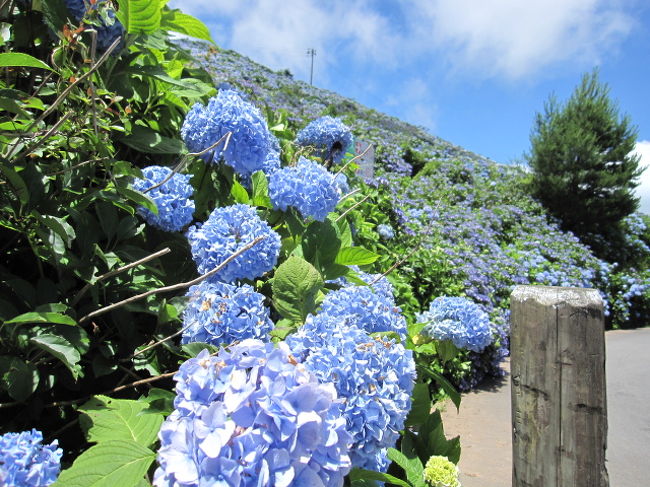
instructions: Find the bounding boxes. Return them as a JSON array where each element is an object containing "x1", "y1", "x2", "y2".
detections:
[
  {"x1": 269, "y1": 157, "x2": 340, "y2": 221},
  {"x1": 295, "y1": 116, "x2": 352, "y2": 165},
  {"x1": 181, "y1": 281, "x2": 273, "y2": 346},
  {"x1": 377, "y1": 223, "x2": 395, "y2": 239},
  {"x1": 131, "y1": 165, "x2": 195, "y2": 232},
  {"x1": 154, "y1": 341, "x2": 351, "y2": 487},
  {"x1": 286, "y1": 314, "x2": 415, "y2": 472},
  {"x1": 0, "y1": 429, "x2": 62, "y2": 487},
  {"x1": 187, "y1": 204, "x2": 281, "y2": 283},
  {"x1": 417, "y1": 296, "x2": 494, "y2": 352},
  {"x1": 181, "y1": 90, "x2": 273, "y2": 180}
]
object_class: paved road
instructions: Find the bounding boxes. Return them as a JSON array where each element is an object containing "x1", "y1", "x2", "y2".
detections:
[{"x1": 440, "y1": 328, "x2": 650, "y2": 486}]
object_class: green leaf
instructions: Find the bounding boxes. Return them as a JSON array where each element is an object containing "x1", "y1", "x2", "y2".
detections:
[
  {"x1": 115, "y1": 0, "x2": 163, "y2": 33},
  {"x1": 181, "y1": 342, "x2": 220, "y2": 358},
  {"x1": 230, "y1": 179, "x2": 250, "y2": 204},
  {"x1": 0, "y1": 357, "x2": 39, "y2": 401},
  {"x1": 119, "y1": 186, "x2": 158, "y2": 215},
  {"x1": 419, "y1": 365, "x2": 461, "y2": 411},
  {"x1": 0, "y1": 52, "x2": 54, "y2": 71},
  {"x1": 405, "y1": 382, "x2": 432, "y2": 427},
  {"x1": 335, "y1": 246, "x2": 379, "y2": 265},
  {"x1": 387, "y1": 448, "x2": 426, "y2": 487},
  {"x1": 31, "y1": 334, "x2": 82, "y2": 378},
  {"x1": 160, "y1": 9, "x2": 215, "y2": 43},
  {"x1": 39, "y1": 214, "x2": 76, "y2": 248},
  {"x1": 437, "y1": 340, "x2": 459, "y2": 363},
  {"x1": 119, "y1": 125, "x2": 185, "y2": 154},
  {"x1": 0, "y1": 164, "x2": 29, "y2": 206},
  {"x1": 272, "y1": 256, "x2": 323, "y2": 322},
  {"x1": 6, "y1": 311, "x2": 76, "y2": 326},
  {"x1": 52, "y1": 440, "x2": 155, "y2": 487},
  {"x1": 409, "y1": 411, "x2": 461, "y2": 465},
  {"x1": 348, "y1": 468, "x2": 411, "y2": 487},
  {"x1": 251, "y1": 171, "x2": 272, "y2": 208},
  {"x1": 302, "y1": 220, "x2": 341, "y2": 266},
  {"x1": 79, "y1": 396, "x2": 163, "y2": 447}
]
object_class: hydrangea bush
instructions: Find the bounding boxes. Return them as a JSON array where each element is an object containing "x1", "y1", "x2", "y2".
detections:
[
  {"x1": 131, "y1": 165, "x2": 195, "y2": 232},
  {"x1": 187, "y1": 204, "x2": 281, "y2": 283},
  {"x1": 155, "y1": 342, "x2": 352, "y2": 486},
  {"x1": 0, "y1": 430, "x2": 62, "y2": 487}
]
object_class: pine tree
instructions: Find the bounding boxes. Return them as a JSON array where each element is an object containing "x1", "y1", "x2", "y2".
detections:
[{"x1": 527, "y1": 70, "x2": 642, "y2": 257}]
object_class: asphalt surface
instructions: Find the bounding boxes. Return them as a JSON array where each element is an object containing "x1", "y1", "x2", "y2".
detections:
[{"x1": 440, "y1": 328, "x2": 650, "y2": 486}]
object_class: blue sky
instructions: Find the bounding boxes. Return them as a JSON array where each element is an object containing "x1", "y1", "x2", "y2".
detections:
[{"x1": 170, "y1": 0, "x2": 650, "y2": 213}]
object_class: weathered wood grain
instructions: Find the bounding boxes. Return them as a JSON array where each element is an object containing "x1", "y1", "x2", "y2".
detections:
[{"x1": 510, "y1": 285, "x2": 608, "y2": 487}]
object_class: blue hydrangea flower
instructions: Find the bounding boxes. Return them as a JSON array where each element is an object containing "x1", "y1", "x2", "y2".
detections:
[
  {"x1": 286, "y1": 314, "x2": 415, "y2": 472},
  {"x1": 268, "y1": 157, "x2": 340, "y2": 221},
  {"x1": 0, "y1": 429, "x2": 62, "y2": 487},
  {"x1": 417, "y1": 297, "x2": 494, "y2": 352},
  {"x1": 334, "y1": 173, "x2": 351, "y2": 196},
  {"x1": 181, "y1": 90, "x2": 273, "y2": 179},
  {"x1": 181, "y1": 281, "x2": 273, "y2": 346},
  {"x1": 154, "y1": 340, "x2": 351, "y2": 487},
  {"x1": 64, "y1": 0, "x2": 124, "y2": 52},
  {"x1": 186, "y1": 204, "x2": 281, "y2": 283},
  {"x1": 377, "y1": 224, "x2": 395, "y2": 240},
  {"x1": 319, "y1": 284, "x2": 407, "y2": 340},
  {"x1": 131, "y1": 165, "x2": 195, "y2": 232},
  {"x1": 295, "y1": 116, "x2": 352, "y2": 165}
]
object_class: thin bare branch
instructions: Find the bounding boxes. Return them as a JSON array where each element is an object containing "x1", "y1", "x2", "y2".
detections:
[
  {"x1": 12, "y1": 111, "x2": 74, "y2": 159},
  {"x1": 370, "y1": 245, "x2": 420, "y2": 285},
  {"x1": 336, "y1": 193, "x2": 371, "y2": 222},
  {"x1": 71, "y1": 247, "x2": 172, "y2": 306},
  {"x1": 339, "y1": 188, "x2": 361, "y2": 201},
  {"x1": 122, "y1": 322, "x2": 193, "y2": 362},
  {"x1": 334, "y1": 143, "x2": 372, "y2": 178},
  {"x1": 78, "y1": 236, "x2": 266, "y2": 324}
]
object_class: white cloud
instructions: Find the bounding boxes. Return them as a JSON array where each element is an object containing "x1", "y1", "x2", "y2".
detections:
[
  {"x1": 633, "y1": 141, "x2": 650, "y2": 215},
  {"x1": 407, "y1": 0, "x2": 634, "y2": 79}
]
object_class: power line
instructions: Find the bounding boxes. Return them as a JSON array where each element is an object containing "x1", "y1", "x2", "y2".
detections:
[{"x1": 306, "y1": 48, "x2": 316, "y2": 85}]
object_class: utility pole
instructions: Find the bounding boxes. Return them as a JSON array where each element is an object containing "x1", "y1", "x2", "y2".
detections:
[{"x1": 306, "y1": 48, "x2": 316, "y2": 85}]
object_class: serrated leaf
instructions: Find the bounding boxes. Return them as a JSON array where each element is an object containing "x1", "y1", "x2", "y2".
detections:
[
  {"x1": 0, "y1": 52, "x2": 54, "y2": 71},
  {"x1": 52, "y1": 440, "x2": 155, "y2": 487},
  {"x1": 230, "y1": 179, "x2": 250, "y2": 204},
  {"x1": 335, "y1": 246, "x2": 379, "y2": 265},
  {"x1": 115, "y1": 0, "x2": 162, "y2": 33},
  {"x1": 272, "y1": 256, "x2": 323, "y2": 322},
  {"x1": 31, "y1": 334, "x2": 81, "y2": 378},
  {"x1": 161, "y1": 9, "x2": 215, "y2": 43},
  {"x1": 405, "y1": 382, "x2": 432, "y2": 427},
  {"x1": 387, "y1": 448, "x2": 426, "y2": 487},
  {"x1": 79, "y1": 395, "x2": 163, "y2": 447},
  {"x1": 348, "y1": 468, "x2": 410, "y2": 487},
  {"x1": 251, "y1": 171, "x2": 272, "y2": 208},
  {"x1": 6, "y1": 311, "x2": 76, "y2": 326},
  {"x1": 302, "y1": 220, "x2": 341, "y2": 266}
]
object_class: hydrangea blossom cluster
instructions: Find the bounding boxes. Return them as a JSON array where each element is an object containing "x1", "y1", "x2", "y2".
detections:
[
  {"x1": 295, "y1": 116, "x2": 352, "y2": 165},
  {"x1": 0, "y1": 429, "x2": 62, "y2": 487},
  {"x1": 417, "y1": 296, "x2": 493, "y2": 352},
  {"x1": 181, "y1": 90, "x2": 273, "y2": 180},
  {"x1": 319, "y1": 284, "x2": 407, "y2": 340},
  {"x1": 268, "y1": 158, "x2": 340, "y2": 221},
  {"x1": 154, "y1": 341, "x2": 351, "y2": 486},
  {"x1": 286, "y1": 313, "x2": 415, "y2": 471},
  {"x1": 131, "y1": 165, "x2": 195, "y2": 232},
  {"x1": 423, "y1": 456, "x2": 461, "y2": 487},
  {"x1": 181, "y1": 281, "x2": 273, "y2": 346},
  {"x1": 377, "y1": 223, "x2": 395, "y2": 239},
  {"x1": 64, "y1": 0, "x2": 124, "y2": 52},
  {"x1": 186, "y1": 204, "x2": 281, "y2": 283}
]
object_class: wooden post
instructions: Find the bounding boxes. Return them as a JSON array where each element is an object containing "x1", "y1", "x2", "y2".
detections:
[{"x1": 510, "y1": 286, "x2": 608, "y2": 487}]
